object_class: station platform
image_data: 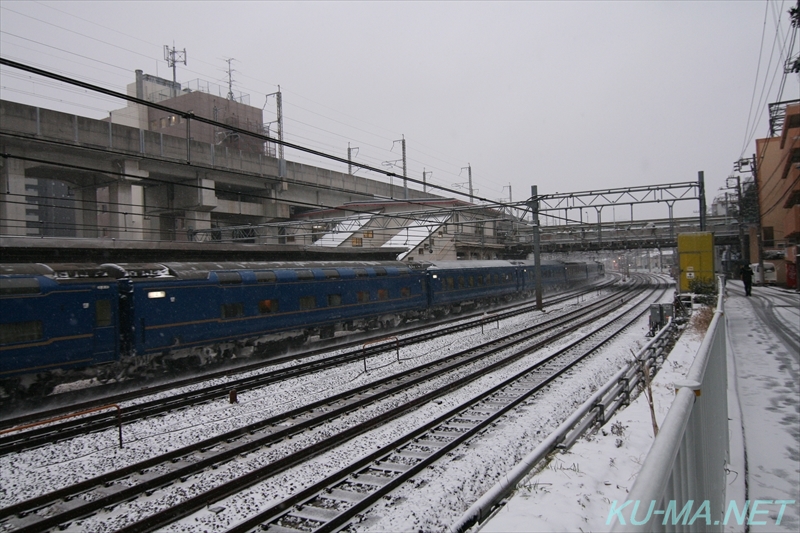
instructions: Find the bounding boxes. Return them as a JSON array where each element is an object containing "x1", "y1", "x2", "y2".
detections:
[{"x1": 478, "y1": 284, "x2": 799, "y2": 532}]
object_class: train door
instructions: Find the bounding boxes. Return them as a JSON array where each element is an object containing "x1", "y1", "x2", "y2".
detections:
[{"x1": 93, "y1": 285, "x2": 118, "y2": 363}]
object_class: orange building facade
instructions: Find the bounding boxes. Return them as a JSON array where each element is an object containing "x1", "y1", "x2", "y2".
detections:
[{"x1": 753, "y1": 100, "x2": 800, "y2": 288}]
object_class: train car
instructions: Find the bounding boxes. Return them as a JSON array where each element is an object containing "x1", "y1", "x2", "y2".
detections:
[
  {"x1": 1, "y1": 258, "x2": 606, "y2": 397},
  {"x1": 0, "y1": 264, "x2": 121, "y2": 394},
  {"x1": 118, "y1": 261, "x2": 428, "y2": 370},
  {"x1": 423, "y1": 260, "x2": 520, "y2": 316}
]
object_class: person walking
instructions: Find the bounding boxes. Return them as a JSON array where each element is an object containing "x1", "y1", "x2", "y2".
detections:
[{"x1": 740, "y1": 263, "x2": 754, "y2": 296}]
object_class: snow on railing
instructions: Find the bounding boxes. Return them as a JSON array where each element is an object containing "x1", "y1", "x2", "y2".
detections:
[{"x1": 610, "y1": 275, "x2": 728, "y2": 532}]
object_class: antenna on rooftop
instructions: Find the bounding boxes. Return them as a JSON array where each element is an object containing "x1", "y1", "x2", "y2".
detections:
[
  {"x1": 224, "y1": 58, "x2": 236, "y2": 100},
  {"x1": 163, "y1": 43, "x2": 187, "y2": 87}
]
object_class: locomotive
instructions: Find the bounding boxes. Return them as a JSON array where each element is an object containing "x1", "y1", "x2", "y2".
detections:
[{"x1": 0, "y1": 259, "x2": 604, "y2": 397}]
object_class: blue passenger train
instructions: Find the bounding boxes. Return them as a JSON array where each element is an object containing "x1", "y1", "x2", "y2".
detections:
[{"x1": 0, "y1": 259, "x2": 603, "y2": 396}]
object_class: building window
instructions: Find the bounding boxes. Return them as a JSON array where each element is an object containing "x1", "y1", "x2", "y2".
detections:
[
  {"x1": 363, "y1": 230, "x2": 374, "y2": 238},
  {"x1": 286, "y1": 236, "x2": 296, "y2": 243},
  {"x1": 351, "y1": 237, "x2": 363, "y2": 247},
  {"x1": 763, "y1": 227, "x2": 775, "y2": 247},
  {"x1": 259, "y1": 299, "x2": 278, "y2": 314}
]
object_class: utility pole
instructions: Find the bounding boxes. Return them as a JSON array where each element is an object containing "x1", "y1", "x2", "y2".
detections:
[
  {"x1": 737, "y1": 155, "x2": 764, "y2": 282},
  {"x1": 727, "y1": 175, "x2": 747, "y2": 266},
  {"x1": 698, "y1": 171, "x2": 706, "y2": 231},
  {"x1": 528, "y1": 185, "x2": 543, "y2": 310},
  {"x1": 751, "y1": 154, "x2": 766, "y2": 283},
  {"x1": 467, "y1": 164, "x2": 473, "y2": 203},
  {"x1": 423, "y1": 168, "x2": 432, "y2": 194},
  {"x1": 163, "y1": 44, "x2": 186, "y2": 97},
  {"x1": 347, "y1": 143, "x2": 359, "y2": 176},
  {"x1": 266, "y1": 86, "x2": 285, "y2": 177},
  {"x1": 402, "y1": 135, "x2": 408, "y2": 199}
]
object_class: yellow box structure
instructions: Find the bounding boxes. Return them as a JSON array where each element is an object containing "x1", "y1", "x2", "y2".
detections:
[{"x1": 677, "y1": 232, "x2": 715, "y2": 293}]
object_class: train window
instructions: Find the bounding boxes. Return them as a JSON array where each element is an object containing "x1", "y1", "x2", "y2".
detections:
[
  {"x1": 468, "y1": 276, "x2": 474, "y2": 287},
  {"x1": 458, "y1": 276, "x2": 465, "y2": 289},
  {"x1": 354, "y1": 268, "x2": 368, "y2": 278},
  {"x1": 258, "y1": 299, "x2": 279, "y2": 314},
  {"x1": 96, "y1": 300, "x2": 112, "y2": 327},
  {"x1": 0, "y1": 320, "x2": 43, "y2": 344},
  {"x1": 328, "y1": 294, "x2": 342, "y2": 306},
  {"x1": 377, "y1": 289, "x2": 389, "y2": 300},
  {"x1": 446, "y1": 277, "x2": 455, "y2": 290},
  {"x1": 400, "y1": 287, "x2": 411, "y2": 297},
  {"x1": 221, "y1": 303, "x2": 244, "y2": 319},
  {"x1": 357, "y1": 291, "x2": 370, "y2": 303},
  {"x1": 322, "y1": 269, "x2": 340, "y2": 279},
  {"x1": 217, "y1": 272, "x2": 242, "y2": 285},
  {"x1": 476, "y1": 276, "x2": 483, "y2": 287},
  {"x1": 299, "y1": 296, "x2": 316, "y2": 310},
  {"x1": 295, "y1": 270, "x2": 314, "y2": 281},
  {"x1": 0, "y1": 278, "x2": 41, "y2": 296},
  {"x1": 373, "y1": 267, "x2": 387, "y2": 276},
  {"x1": 493, "y1": 274, "x2": 499, "y2": 284},
  {"x1": 256, "y1": 271, "x2": 277, "y2": 283}
]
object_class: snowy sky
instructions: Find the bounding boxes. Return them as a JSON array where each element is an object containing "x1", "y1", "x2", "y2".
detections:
[{"x1": 1, "y1": 1, "x2": 798, "y2": 220}]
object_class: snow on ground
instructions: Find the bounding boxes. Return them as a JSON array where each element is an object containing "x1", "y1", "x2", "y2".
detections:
[
  {"x1": 725, "y1": 284, "x2": 799, "y2": 533},
  {"x1": 481, "y1": 284, "x2": 799, "y2": 533},
  {"x1": 479, "y1": 302, "x2": 703, "y2": 533}
]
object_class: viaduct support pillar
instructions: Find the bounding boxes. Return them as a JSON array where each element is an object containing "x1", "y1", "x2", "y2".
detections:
[{"x1": 0, "y1": 158, "x2": 30, "y2": 236}]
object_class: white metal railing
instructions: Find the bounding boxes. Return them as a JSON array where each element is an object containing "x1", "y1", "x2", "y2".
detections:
[{"x1": 610, "y1": 276, "x2": 728, "y2": 532}]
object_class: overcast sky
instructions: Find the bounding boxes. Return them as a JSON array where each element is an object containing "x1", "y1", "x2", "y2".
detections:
[{"x1": 1, "y1": 1, "x2": 798, "y2": 221}]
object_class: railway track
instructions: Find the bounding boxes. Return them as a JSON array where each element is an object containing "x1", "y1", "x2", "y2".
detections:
[
  {"x1": 0, "y1": 274, "x2": 665, "y2": 532},
  {"x1": 0, "y1": 279, "x2": 619, "y2": 455}
]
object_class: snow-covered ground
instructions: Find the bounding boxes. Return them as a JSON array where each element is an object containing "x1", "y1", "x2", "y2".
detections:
[{"x1": 480, "y1": 283, "x2": 799, "y2": 533}]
